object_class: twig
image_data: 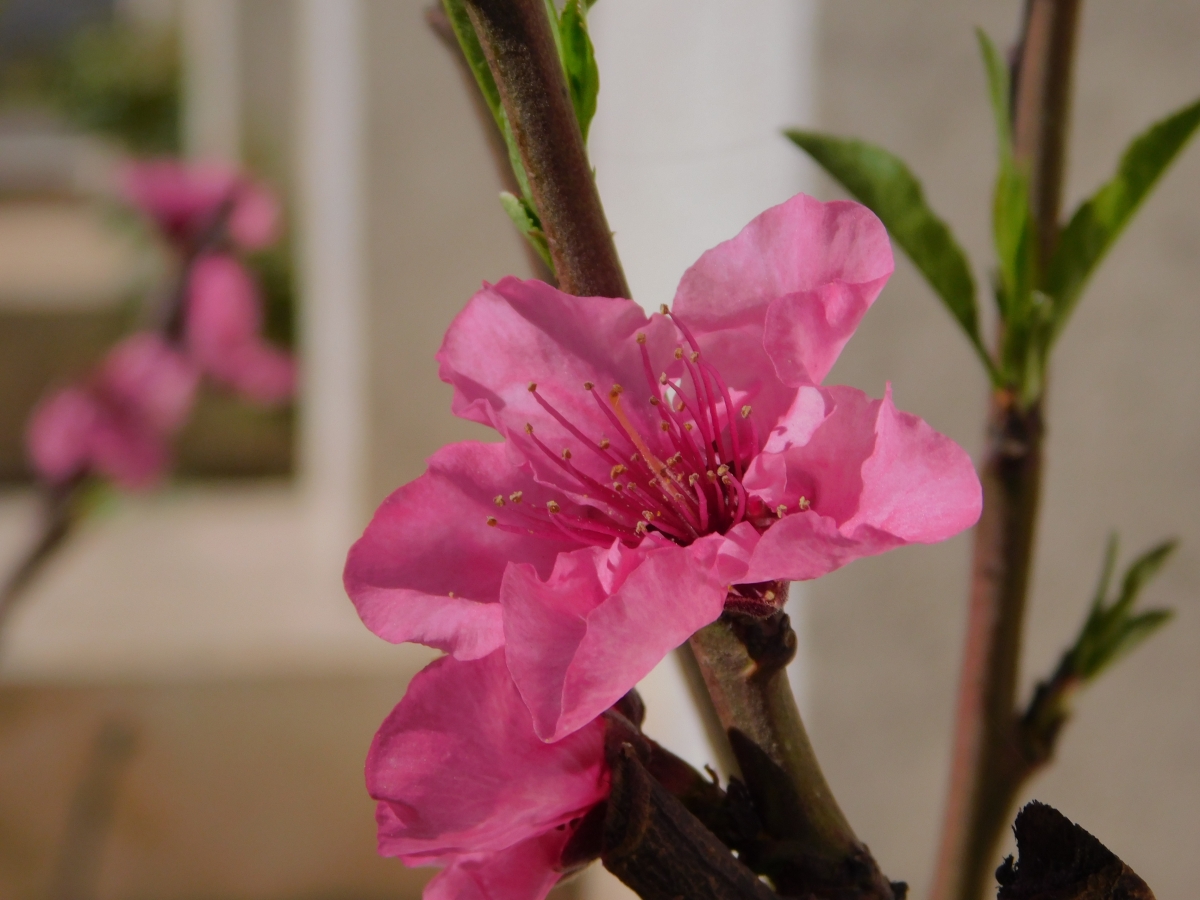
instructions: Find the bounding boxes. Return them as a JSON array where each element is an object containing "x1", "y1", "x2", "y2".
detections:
[
  {"x1": 689, "y1": 611, "x2": 901, "y2": 900},
  {"x1": 931, "y1": 4, "x2": 1081, "y2": 900},
  {"x1": 461, "y1": 0, "x2": 629, "y2": 298},
  {"x1": 425, "y1": 4, "x2": 557, "y2": 284}
]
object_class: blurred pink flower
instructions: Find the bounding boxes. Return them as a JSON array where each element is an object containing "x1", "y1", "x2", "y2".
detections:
[
  {"x1": 185, "y1": 254, "x2": 296, "y2": 405},
  {"x1": 369, "y1": 650, "x2": 608, "y2": 900},
  {"x1": 122, "y1": 159, "x2": 280, "y2": 251},
  {"x1": 27, "y1": 333, "x2": 199, "y2": 489},
  {"x1": 346, "y1": 193, "x2": 983, "y2": 741}
]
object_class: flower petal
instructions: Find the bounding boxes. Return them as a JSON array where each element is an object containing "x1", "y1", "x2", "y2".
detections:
[
  {"x1": 421, "y1": 831, "x2": 572, "y2": 900},
  {"x1": 99, "y1": 332, "x2": 199, "y2": 434},
  {"x1": 345, "y1": 441, "x2": 571, "y2": 659},
  {"x1": 673, "y1": 193, "x2": 892, "y2": 386},
  {"x1": 501, "y1": 534, "x2": 727, "y2": 742},
  {"x1": 26, "y1": 388, "x2": 99, "y2": 484},
  {"x1": 437, "y1": 277, "x2": 677, "y2": 487},
  {"x1": 370, "y1": 651, "x2": 607, "y2": 861}
]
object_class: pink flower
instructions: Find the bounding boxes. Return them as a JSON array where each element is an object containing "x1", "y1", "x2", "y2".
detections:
[
  {"x1": 185, "y1": 254, "x2": 297, "y2": 405},
  {"x1": 122, "y1": 159, "x2": 280, "y2": 251},
  {"x1": 27, "y1": 333, "x2": 199, "y2": 489},
  {"x1": 369, "y1": 649, "x2": 608, "y2": 900},
  {"x1": 346, "y1": 193, "x2": 982, "y2": 741}
]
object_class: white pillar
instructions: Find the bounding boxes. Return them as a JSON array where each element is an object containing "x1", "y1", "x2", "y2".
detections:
[
  {"x1": 582, "y1": 6, "x2": 817, "y2": 895},
  {"x1": 294, "y1": 0, "x2": 369, "y2": 552},
  {"x1": 181, "y1": 0, "x2": 242, "y2": 161}
]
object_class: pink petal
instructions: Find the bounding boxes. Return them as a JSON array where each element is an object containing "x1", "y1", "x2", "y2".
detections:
[
  {"x1": 345, "y1": 441, "x2": 571, "y2": 660},
  {"x1": 672, "y1": 193, "x2": 893, "y2": 385},
  {"x1": 437, "y1": 277, "x2": 676, "y2": 488},
  {"x1": 227, "y1": 180, "x2": 280, "y2": 250},
  {"x1": 422, "y1": 832, "x2": 572, "y2": 900},
  {"x1": 370, "y1": 651, "x2": 607, "y2": 860},
  {"x1": 86, "y1": 414, "x2": 172, "y2": 490},
  {"x1": 26, "y1": 387, "x2": 99, "y2": 483},
  {"x1": 98, "y1": 333, "x2": 200, "y2": 433},
  {"x1": 185, "y1": 255, "x2": 296, "y2": 404},
  {"x1": 739, "y1": 384, "x2": 980, "y2": 582},
  {"x1": 501, "y1": 533, "x2": 727, "y2": 742},
  {"x1": 122, "y1": 159, "x2": 237, "y2": 241}
]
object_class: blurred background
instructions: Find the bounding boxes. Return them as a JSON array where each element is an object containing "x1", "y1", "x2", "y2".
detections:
[{"x1": 0, "y1": 1, "x2": 1196, "y2": 899}]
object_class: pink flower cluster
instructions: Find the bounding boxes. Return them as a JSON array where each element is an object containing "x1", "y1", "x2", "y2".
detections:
[
  {"x1": 347, "y1": 194, "x2": 983, "y2": 899},
  {"x1": 26, "y1": 161, "x2": 297, "y2": 489}
]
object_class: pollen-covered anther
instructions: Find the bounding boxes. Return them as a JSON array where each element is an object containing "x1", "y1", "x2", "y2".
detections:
[
  {"x1": 635, "y1": 521, "x2": 648, "y2": 536},
  {"x1": 660, "y1": 421, "x2": 671, "y2": 431},
  {"x1": 716, "y1": 465, "x2": 729, "y2": 477},
  {"x1": 675, "y1": 401, "x2": 685, "y2": 412},
  {"x1": 486, "y1": 516, "x2": 498, "y2": 527},
  {"x1": 636, "y1": 332, "x2": 647, "y2": 345},
  {"x1": 524, "y1": 423, "x2": 534, "y2": 434},
  {"x1": 688, "y1": 473, "x2": 700, "y2": 485},
  {"x1": 659, "y1": 304, "x2": 669, "y2": 315},
  {"x1": 612, "y1": 482, "x2": 625, "y2": 491},
  {"x1": 610, "y1": 464, "x2": 627, "y2": 478},
  {"x1": 797, "y1": 496, "x2": 811, "y2": 511},
  {"x1": 599, "y1": 438, "x2": 610, "y2": 450},
  {"x1": 721, "y1": 475, "x2": 732, "y2": 486},
  {"x1": 649, "y1": 397, "x2": 660, "y2": 406},
  {"x1": 689, "y1": 351, "x2": 700, "y2": 362},
  {"x1": 741, "y1": 405, "x2": 752, "y2": 418},
  {"x1": 641, "y1": 510, "x2": 655, "y2": 522},
  {"x1": 776, "y1": 504, "x2": 787, "y2": 519},
  {"x1": 706, "y1": 470, "x2": 717, "y2": 481},
  {"x1": 583, "y1": 381, "x2": 594, "y2": 390},
  {"x1": 684, "y1": 422, "x2": 694, "y2": 432},
  {"x1": 546, "y1": 500, "x2": 561, "y2": 514},
  {"x1": 509, "y1": 491, "x2": 523, "y2": 504},
  {"x1": 527, "y1": 382, "x2": 537, "y2": 392},
  {"x1": 659, "y1": 372, "x2": 668, "y2": 385},
  {"x1": 673, "y1": 348, "x2": 684, "y2": 360},
  {"x1": 493, "y1": 495, "x2": 505, "y2": 507},
  {"x1": 561, "y1": 448, "x2": 572, "y2": 459},
  {"x1": 610, "y1": 384, "x2": 624, "y2": 397}
]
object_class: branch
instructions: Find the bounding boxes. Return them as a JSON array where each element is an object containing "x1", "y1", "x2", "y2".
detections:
[
  {"x1": 932, "y1": 5, "x2": 1081, "y2": 900},
  {"x1": 689, "y1": 610, "x2": 902, "y2": 900},
  {"x1": 461, "y1": 0, "x2": 629, "y2": 298}
]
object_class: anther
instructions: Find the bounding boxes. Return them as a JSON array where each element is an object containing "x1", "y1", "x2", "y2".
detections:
[
  {"x1": 673, "y1": 348, "x2": 684, "y2": 360},
  {"x1": 494, "y1": 495, "x2": 505, "y2": 507},
  {"x1": 659, "y1": 372, "x2": 668, "y2": 385},
  {"x1": 546, "y1": 500, "x2": 561, "y2": 513},
  {"x1": 721, "y1": 475, "x2": 732, "y2": 486},
  {"x1": 764, "y1": 590, "x2": 776, "y2": 602},
  {"x1": 660, "y1": 421, "x2": 670, "y2": 431},
  {"x1": 706, "y1": 470, "x2": 717, "y2": 481},
  {"x1": 611, "y1": 464, "x2": 627, "y2": 478},
  {"x1": 688, "y1": 473, "x2": 700, "y2": 485},
  {"x1": 642, "y1": 510, "x2": 655, "y2": 522},
  {"x1": 613, "y1": 482, "x2": 625, "y2": 491},
  {"x1": 527, "y1": 382, "x2": 537, "y2": 392},
  {"x1": 741, "y1": 405, "x2": 752, "y2": 418},
  {"x1": 486, "y1": 516, "x2": 498, "y2": 527},
  {"x1": 636, "y1": 333, "x2": 647, "y2": 345},
  {"x1": 659, "y1": 304, "x2": 669, "y2": 315},
  {"x1": 776, "y1": 504, "x2": 787, "y2": 519},
  {"x1": 448, "y1": 592, "x2": 456, "y2": 598},
  {"x1": 561, "y1": 448, "x2": 572, "y2": 460},
  {"x1": 797, "y1": 496, "x2": 811, "y2": 511},
  {"x1": 524, "y1": 423, "x2": 534, "y2": 434},
  {"x1": 583, "y1": 381, "x2": 594, "y2": 390},
  {"x1": 675, "y1": 401, "x2": 684, "y2": 412},
  {"x1": 630, "y1": 452, "x2": 641, "y2": 463},
  {"x1": 717, "y1": 465, "x2": 729, "y2": 477},
  {"x1": 635, "y1": 521, "x2": 649, "y2": 536},
  {"x1": 509, "y1": 491, "x2": 523, "y2": 504},
  {"x1": 649, "y1": 397, "x2": 660, "y2": 406},
  {"x1": 689, "y1": 351, "x2": 700, "y2": 362},
  {"x1": 684, "y1": 422, "x2": 694, "y2": 431},
  {"x1": 599, "y1": 439, "x2": 610, "y2": 450},
  {"x1": 610, "y1": 384, "x2": 624, "y2": 397}
]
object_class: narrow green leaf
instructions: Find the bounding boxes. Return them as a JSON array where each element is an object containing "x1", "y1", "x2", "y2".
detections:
[
  {"x1": 442, "y1": 0, "x2": 502, "y2": 125},
  {"x1": 785, "y1": 130, "x2": 996, "y2": 380},
  {"x1": 976, "y1": 29, "x2": 1013, "y2": 160},
  {"x1": 559, "y1": 0, "x2": 599, "y2": 142},
  {"x1": 500, "y1": 191, "x2": 554, "y2": 271},
  {"x1": 543, "y1": 0, "x2": 565, "y2": 62},
  {"x1": 1045, "y1": 97, "x2": 1200, "y2": 339},
  {"x1": 1116, "y1": 539, "x2": 1178, "y2": 614},
  {"x1": 1088, "y1": 533, "x2": 1120, "y2": 615},
  {"x1": 1102, "y1": 610, "x2": 1174, "y2": 672}
]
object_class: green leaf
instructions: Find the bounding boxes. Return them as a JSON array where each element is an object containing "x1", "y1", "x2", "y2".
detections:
[
  {"x1": 785, "y1": 130, "x2": 996, "y2": 381},
  {"x1": 976, "y1": 28, "x2": 1013, "y2": 161},
  {"x1": 500, "y1": 191, "x2": 553, "y2": 270},
  {"x1": 1070, "y1": 537, "x2": 1176, "y2": 681},
  {"x1": 442, "y1": 0, "x2": 503, "y2": 126},
  {"x1": 1045, "y1": 97, "x2": 1200, "y2": 339},
  {"x1": 559, "y1": 0, "x2": 600, "y2": 142}
]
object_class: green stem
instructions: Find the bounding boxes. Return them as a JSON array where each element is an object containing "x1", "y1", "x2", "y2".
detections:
[{"x1": 462, "y1": 0, "x2": 629, "y2": 298}]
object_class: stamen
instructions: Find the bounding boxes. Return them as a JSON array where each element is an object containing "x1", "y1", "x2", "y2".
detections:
[
  {"x1": 741, "y1": 405, "x2": 752, "y2": 418},
  {"x1": 509, "y1": 491, "x2": 523, "y2": 504},
  {"x1": 636, "y1": 332, "x2": 647, "y2": 344},
  {"x1": 635, "y1": 521, "x2": 648, "y2": 536},
  {"x1": 599, "y1": 439, "x2": 610, "y2": 450},
  {"x1": 583, "y1": 381, "x2": 594, "y2": 390},
  {"x1": 659, "y1": 304, "x2": 669, "y2": 315},
  {"x1": 611, "y1": 464, "x2": 626, "y2": 478},
  {"x1": 547, "y1": 500, "x2": 560, "y2": 513},
  {"x1": 524, "y1": 423, "x2": 533, "y2": 434},
  {"x1": 776, "y1": 505, "x2": 787, "y2": 518},
  {"x1": 527, "y1": 382, "x2": 537, "y2": 392},
  {"x1": 659, "y1": 372, "x2": 668, "y2": 385},
  {"x1": 494, "y1": 495, "x2": 505, "y2": 507},
  {"x1": 649, "y1": 397, "x2": 660, "y2": 406},
  {"x1": 797, "y1": 496, "x2": 811, "y2": 511},
  {"x1": 486, "y1": 516, "x2": 498, "y2": 526},
  {"x1": 561, "y1": 448, "x2": 572, "y2": 459}
]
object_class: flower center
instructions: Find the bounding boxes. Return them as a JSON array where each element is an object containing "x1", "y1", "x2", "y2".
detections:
[{"x1": 485, "y1": 307, "x2": 794, "y2": 548}]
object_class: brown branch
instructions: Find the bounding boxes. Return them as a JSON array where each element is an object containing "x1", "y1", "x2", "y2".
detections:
[
  {"x1": 689, "y1": 610, "x2": 902, "y2": 900},
  {"x1": 425, "y1": 4, "x2": 557, "y2": 284},
  {"x1": 461, "y1": 0, "x2": 629, "y2": 298},
  {"x1": 932, "y1": 5, "x2": 1081, "y2": 900}
]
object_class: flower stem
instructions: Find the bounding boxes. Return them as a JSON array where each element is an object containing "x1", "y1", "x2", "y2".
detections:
[
  {"x1": 689, "y1": 611, "x2": 899, "y2": 899},
  {"x1": 932, "y1": 4, "x2": 1081, "y2": 900},
  {"x1": 461, "y1": 0, "x2": 630, "y2": 299}
]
